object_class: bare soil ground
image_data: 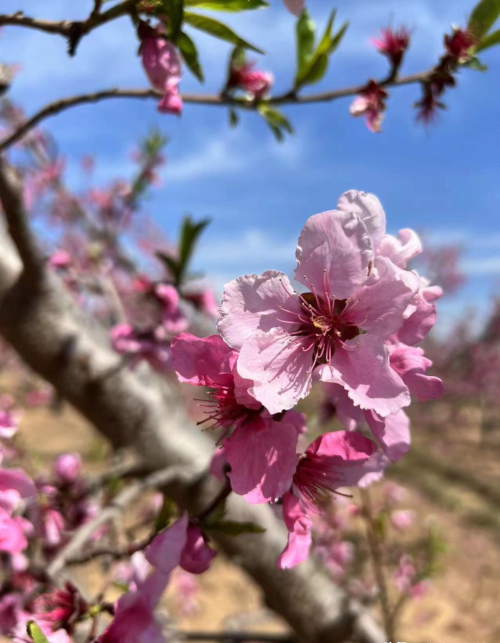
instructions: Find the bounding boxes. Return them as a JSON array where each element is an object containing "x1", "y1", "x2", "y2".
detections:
[{"x1": 12, "y1": 403, "x2": 500, "y2": 643}]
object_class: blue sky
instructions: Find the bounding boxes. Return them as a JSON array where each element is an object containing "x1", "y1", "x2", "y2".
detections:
[{"x1": 2, "y1": 0, "x2": 500, "y2": 334}]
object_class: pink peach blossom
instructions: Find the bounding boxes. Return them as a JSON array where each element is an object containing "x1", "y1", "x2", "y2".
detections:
[
  {"x1": 53, "y1": 453, "x2": 82, "y2": 485},
  {"x1": 218, "y1": 191, "x2": 418, "y2": 417},
  {"x1": 172, "y1": 333, "x2": 301, "y2": 503}
]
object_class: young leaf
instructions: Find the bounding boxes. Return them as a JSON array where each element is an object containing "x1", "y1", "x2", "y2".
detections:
[
  {"x1": 462, "y1": 55, "x2": 488, "y2": 70},
  {"x1": 154, "y1": 495, "x2": 177, "y2": 534},
  {"x1": 156, "y1": 251, "x2": 179, "y2": 283},
  {"x1": 184, "y1": 12, "x2": 264, "y2": 53},
  {"x1": 475, "y1": 27, "x2": 500, "y2": 51},
  {"x1": 258, "y1": 105, "x2": 294, "y2": 142},
  {"x1": 178, "y1": 216, "x2": 211, "y2": 284},
  {"x1": 229, "y1": 107, "x2": 240, "y2": 127},
  {"x1": 207, "y1": 520, "x2": 266, "y2": 536},
  {"x1": 468, "y1": 0, "x2": 500, "y2": 40},
  {"x1": 27, "y1": 622, "x2": 50, "y2": 643},
  {"x1": 202, "y1": 498, "x2": 227, "y2": 527},
  {"x1": 295, "y1": 10, "x2": 349, "y2": 89},
  {"x1": 295, "y1": 9, "x2": 316, "y2": 82},
  {"x1": 177, "y1": 31, "x2": 204, "y2": 81},
  {"x1": 185, "y1": 0, "x2": 269, "y2": 10},
  {"x1": 162, "y1": 0, "x2": 185, "y2": 42}
]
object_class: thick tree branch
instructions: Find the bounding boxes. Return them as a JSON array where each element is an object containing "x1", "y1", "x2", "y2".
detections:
[
  {"x1": 0, "y1": 71, "x2": 431, "y2": 153},
  {"x1": 0, "y1": 157, "x2": 43, "y2": 273},
  {"x1": 0, "y1": 159, "x2": 385, "y2": 643}
]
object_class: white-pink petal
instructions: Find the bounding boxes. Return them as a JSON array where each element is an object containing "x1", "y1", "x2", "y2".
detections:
[
  {"x1": 317, "y1": 334, "x2": 410, "y2": 417},
  {"x1": 337, "y1": 190, "x2": 386, "y2": 248},
  {"x1": 295, "y1": 210, "x2": 373, "y2": 300},
  {"x1": 218, "y1": 271, "x2": 298, "y2": 350},
  {"x1": 225, "y1": 417, "x2": 299, "y2": 504},
  {"x1": 237, "y1": 329, "x2": 314, "y2": 414}
]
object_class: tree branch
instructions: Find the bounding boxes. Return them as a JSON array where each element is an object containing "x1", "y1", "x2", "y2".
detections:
[
  {"x1": 0, "y1": 70, "x2": 432, "y2": 153},
  {"x1": 0, "y1": 1, "x2": 137, "y2": 41},
  {"x1": 0, "y1": 156, "x2": 43, "y2": 273},
  {"x1": 0, "y1": 158, "x2": 385, "y2": 643}
]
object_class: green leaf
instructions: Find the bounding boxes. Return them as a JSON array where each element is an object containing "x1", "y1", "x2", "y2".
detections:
[
  {"x1": 178, "y1": 31, "x2": 204, "y2": 81},
  {"x1": 184, "y1": 12, "x2": 264, "y2": 53},
  {"x1": 207, "y1": 520, "x2": 266, "y2": 536},
  {"x1": 154, "y1": 495, "x2": 177, "y2": 534},
  {"x1": 295, "y1": 9, "x2": 316, "y2": 82},
  {"x1": 229, "y1": 107, "x2": 239, "y2": 127},
  {"x1": 202, "y1": 498, "x2": 227, "y2": 527},
  {"x1": 178, "y1": 216, "x2": 210, "y2": 284},
  {"x1": 475, "y1": 27, "x2": 500, "y2": 50},
  {"x1": 462, "y1": 54, "x2": 488, "y2": 70},
  {"x1": 257, "y1": 105, "x2": 294, "y2": 142},
  {"x1": 185, "y1": 0, "x2": 268, "y2": 10},
  {"x1": 295, "y1": 11, "x2": 348, "y2": 88},
  {"x1": 468, "y1": 0, "x2": 500, "y2": 40},
  {"x1": 162, "y1": 0, "x2": 185, "y2": 42},
  {"x1": 27, "y1": 622, "x2": 50, "y2": 643},
  {"x1": 156, "y1": 251, "x2": 179, "y2": 281}
]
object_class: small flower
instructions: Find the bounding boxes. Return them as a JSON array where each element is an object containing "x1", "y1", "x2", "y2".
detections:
[
  {"x1": 414, "y1": 89, "x2": 445, "y2": 124},
  {"x1": 391, "y1": 509, "x2": 415, "y2": 531},
  {"x1": 444, "y1": 27, "x2": 475, "y2": 61},
  {"x1": 278, "y1": 431, "x2": 388, "y2": 568},
  {"x1": 350, "y1": 81, "x2": 388, "y2": 132},
  {"x1": 53, "y1": 453, "x2": 82, "y2": 485},
  {"x1": 110, "y1": 323, "x2": 172, "y2": 374},
  {"x1": 228, "y1": 61, "x2": 274, "y2": 99},
  {"x1": 282, "y1": 0, "x2": 305, "y2": 16},
  {"x1": 372, "y1": 26, "x2": 410, "y2": 68},
  {"x1": 33, "y1": 582, "x2": 88, "y2": 632},
  {"x1": 49, "y1": 249, "x2": 72, "y2": 269},
  {"x1": 139, "y1": 23, "x2": 183, "y2": 116}
]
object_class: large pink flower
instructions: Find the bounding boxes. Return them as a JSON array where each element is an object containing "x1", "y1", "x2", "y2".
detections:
[
  {"x1": 218, "y1": 191, "x2": 419, "y2": 416},
  {"x1": 172, "y1": 333, "x2": 301, "y2": 503},
  {"x1": 278, "y1": 430, "x2": 387, "y2": 568}
]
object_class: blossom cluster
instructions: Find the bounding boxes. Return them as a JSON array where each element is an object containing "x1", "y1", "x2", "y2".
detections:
[{"x1": 171, "y1": 189, "x2": 444, "y2": 567}]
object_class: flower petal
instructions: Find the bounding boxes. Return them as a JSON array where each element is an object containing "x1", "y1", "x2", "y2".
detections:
[
  {"x1": 378, "y1": 229, "x2": 422, "y2": 268},
  {"x1": 145, "y1": 513, "x2": 188, "y2": 575},
  {"x1": 295, "y1": 210, "x2": 373, "y2": 300},
  {"x1": 317, "y1": 334, "x2": 410, "y2": 417},
  {"x1": 277, "y1": 492, "x2": 312, "y2": 569},
  {"x1": 344, "y1": 257, "x2": 418, "y2": 337},
  {"x1": 390, "y1": 345, "x2": 445, "y2": 401},
  {"x1": 225, "y1": 417, "x2": 299, "y2": 504},
  {"x1": 365, "y1": 409, "x2": 411, "y2": 462},
  {"x1": 171, "y1": 333, "x2": 234, "y2": 387},
  {"x1": 337, "y1": 190, "x2": 386, "y2": 247},
  {"x1": 395, "y1": 285, "x2": 442, "y2": 345},
  {"x1": 237, "y1": 329, "x2": 314, "y2": 414},
  {"x1": 218, "y1": 271, "x2": 299, "y2": 350}
]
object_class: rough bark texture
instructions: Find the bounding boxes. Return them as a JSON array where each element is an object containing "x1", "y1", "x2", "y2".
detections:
[{"x1": 0, "y1": 159, "x2": 385, "y2": 643}]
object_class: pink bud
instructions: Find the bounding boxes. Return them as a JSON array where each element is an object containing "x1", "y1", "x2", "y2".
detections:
[{"x1": 54, "y1": 453, "x2": 81, "y2": 484}]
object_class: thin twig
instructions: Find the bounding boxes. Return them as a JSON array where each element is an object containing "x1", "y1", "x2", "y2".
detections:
[
  {"x1": 0, "y1": 1, "x2": 137, "y2": 39},
  {"x1": 0, "y1": 70, "x2": 432, "y2": 153},
  {"x1": 360, "y1": 488, "x2": 394, "y2": 643},
  {"x1": 47, "y1": 465, "x2": 187, "y2": 579}
]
